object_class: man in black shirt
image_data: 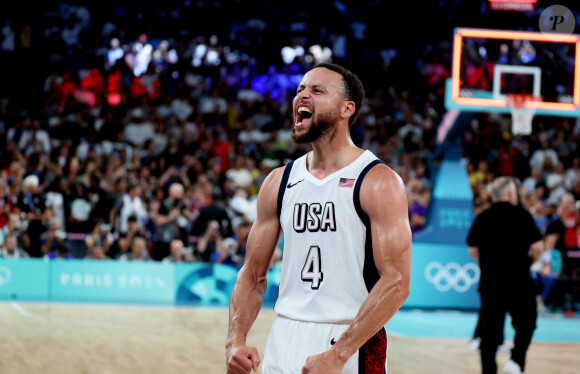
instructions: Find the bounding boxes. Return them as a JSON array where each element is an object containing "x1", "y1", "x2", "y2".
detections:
[{"x1": 467, "y1": 176, "x2": 544, "y2": 374}]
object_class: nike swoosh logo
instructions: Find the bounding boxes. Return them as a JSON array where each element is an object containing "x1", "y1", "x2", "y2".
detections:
[
  {"x1": 330, "y1": 338, "x2": 337, "y2": 345},
  {"x1": 287, "y1": 179, "x2": 304, "y2": 188}
]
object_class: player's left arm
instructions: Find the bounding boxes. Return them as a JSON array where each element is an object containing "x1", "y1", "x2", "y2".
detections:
[{"x1": 303, "y1": 164, "x2": 412, "y2": 373}]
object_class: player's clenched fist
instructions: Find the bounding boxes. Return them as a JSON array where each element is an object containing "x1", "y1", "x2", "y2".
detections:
[{"x1": 226, "y1": 345, "x2": 261, "y2": 374}]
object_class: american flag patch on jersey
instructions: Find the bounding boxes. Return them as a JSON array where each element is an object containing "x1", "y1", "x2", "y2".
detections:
[{"x1": 338, "y1": 178, "x2": 355, "y2": 187}]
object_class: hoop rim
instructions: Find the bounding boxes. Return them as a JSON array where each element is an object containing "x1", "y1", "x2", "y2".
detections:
[{"x1": 505, "y1": 93, "x2": 543, "y2": 108}]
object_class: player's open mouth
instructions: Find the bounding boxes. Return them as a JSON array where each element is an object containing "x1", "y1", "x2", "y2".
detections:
[{"x1": 295, "y1": 106, "x2": 312, "y2": 126}]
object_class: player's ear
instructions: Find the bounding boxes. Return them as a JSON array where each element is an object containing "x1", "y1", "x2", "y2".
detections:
[{"x1": 341, "y1": 101, "x2": 355, "y2": 120}]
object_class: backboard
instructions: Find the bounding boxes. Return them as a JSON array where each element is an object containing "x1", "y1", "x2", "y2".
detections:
[{"x1": 444, "y1": 27, "x2": 580, "y2": 117}]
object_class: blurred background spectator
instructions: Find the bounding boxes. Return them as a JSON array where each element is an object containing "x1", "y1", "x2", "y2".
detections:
[
  {"x1": 0, "y1": 234, "x2": 29, "y2": 258},
  {"x1": 162, "y1": 238, "x2": 194, "y2": 263}
]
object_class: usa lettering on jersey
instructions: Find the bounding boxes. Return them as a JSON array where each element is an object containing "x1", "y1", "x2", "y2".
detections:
[{"x1": 293, "y1": 202, "x2": 336, "y2": 232}]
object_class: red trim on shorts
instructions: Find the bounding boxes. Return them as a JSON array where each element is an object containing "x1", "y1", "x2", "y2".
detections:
[{"x1": 359, "y1": 327, "x2": 387, "y2": 373}]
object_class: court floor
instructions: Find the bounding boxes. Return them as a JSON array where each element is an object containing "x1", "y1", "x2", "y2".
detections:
[{"x1": 1, "y1": 301, "x2": 578, "y2": 374}]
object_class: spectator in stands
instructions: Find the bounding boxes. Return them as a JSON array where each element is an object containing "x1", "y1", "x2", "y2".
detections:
[
  {"x1": 162, "y1": 239, "x2": 194, "y2": 263},
  {"x1": 0, "y1": 212, "x2": 28, "y2": 250},
  {"x1": 0, "y1": 234, "x2": 29, "y2": 258},
  {"x1": 250, "y1": 102, "x2": 276, "y2": 131},
  {"x1": 152, "y1": 182, "x2": 191, "y2": 261},
  {"x1": 159, "y1": 134, "x2": 185, "y2": 171},
  {"x1": 194, "y1": 220, "x2": 222, "y2": 263},
  {"x1": 85, "y1": 219, "x2": 113, "y2": 258},
  {"x1": 113, "y1": 182, "x2": 148, "y2": 235},
  {"x1": 528, "y1": 191, "x2": 550, "y2": 234},
  {"x1": 18, "y1": 114, "x2": 51, "y2": 157},
  {"x1": 531, "y1": 233, "x2": 563, "y2": 313},
  {"x1": 44, "y1": 175, "x2": 69, "y2": 233},
  {"x1": 119, "y1": 236, "x2": 151, "y2": 261},
  {"x1": 225, "y1": 154, "x2": 254, "y2": 191},
  {"x1": 124, "y1": 107, "x2": 155, "y2": 149},
  {"x1": 565, "y1": 156, "x2": 580, "y2": 192},
  {"x1": 84, "y1": 245, "x2": 111, "y2": 260},
  {"x1": 198, "y1": 85, "x2": 228, "y2": 128},
  {"x1": 44, "y1": 242, "x2": 74, "y2": 260},
  {"x1": 545, "y1": 161, "x2": 568, "y2": 207},
  {"x1": 528, "y1": 134, "x2": 559, "y2": 174},
  {"x1": 129, "y1": 33, "x2": 153, "y2": 78},
  {"x1": 0, "y1": 180, "x2": 13, "y2": 228},
  {"x1": 522, "y1": 167, "x2": 545, "y2": 198},
  {"x1": 191, "y1": 192, "x2": 233, "y2": 238},
  {"x1": 469, "y1": 159, "x2": 490, "y2": 190},
  {"x1": 106, "y1": 37, "x2": 124, "y2": 71},
  {"x1": 237, "y1": 115, "x2": 271, "y2": 154},
  {"x1": 227, "y1": 183, "x2": 250, "y2": 223},
  {"x1": 40, "y1": 218, "x2": 68, "y2": 256},
  {"x1": 185, "y1": 183, "x2": 209, "y2": 221},
  {"x1": 15, "y1": 174, "x2": 50, "y2": 257},
  {"x1": 547, "y1": 193, "x2": 580, "y2": 276},
  {"x1": 219, "y1": 219, "x2": 251, "y2": 266},
  {"x1": 542, "y1": 198, "x2": 579, "y2": 317},
  {"x1": 108, "y1": 233, "x2": 129, "y2": 260},
  {"x1": 67, "y1": 181, "x2": 94, "y2": 235},
  {"x1": 409, "y1": 182, "x2": 431, "y2": 236}
]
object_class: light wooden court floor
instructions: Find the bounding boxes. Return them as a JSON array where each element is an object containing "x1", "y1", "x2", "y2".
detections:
[{"x1": 0, "y1": 301, "x2": 578, "y2": 374}]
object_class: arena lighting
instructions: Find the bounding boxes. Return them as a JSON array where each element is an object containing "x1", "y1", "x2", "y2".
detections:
[
  {"x1": 488, "y1": 0, "x2": 536, "y2": 2},
  {"x1": 488, "y1": 0, "x2": 537, "y2": 11},
  {"x1": 451, "y1": 28, "x2": 580, "y2": 111}
]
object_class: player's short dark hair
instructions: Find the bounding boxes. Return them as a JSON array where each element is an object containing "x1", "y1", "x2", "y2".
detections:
[{"x1": 312, "y1": 62, "x2": 365, "y2": 128}]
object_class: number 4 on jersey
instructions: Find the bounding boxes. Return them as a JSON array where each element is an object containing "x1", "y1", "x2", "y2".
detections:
[{"x1": 302, "y1": 246, "x2": 323, "y2": 289}]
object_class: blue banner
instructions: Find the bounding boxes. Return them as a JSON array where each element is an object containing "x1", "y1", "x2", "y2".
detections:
[
  {"x1": 50, "y1": 260, "x2": 175, "y2": 304},
  {"x1": 0, "y1": 252, "x2": 481, "y2": 310},
  {"x1": 0, "y1": 258, "x2": 49, "y2": 300},
  {"x1": 413, "y1": 160, "x2": 474, "y2": 245},
  {"x1": 174, "y1": 263, "x2": 281, "y2": 307},
  {"x1": 174, "y1": 263, "x2": 239, "y2": 306},
  {"x1": 405, "y1": 242, "x2": 480, "y2": 309}
]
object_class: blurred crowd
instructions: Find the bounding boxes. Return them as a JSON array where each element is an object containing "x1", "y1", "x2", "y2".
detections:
[
  {"x1": 0, "y1": 1, "x2": 578, "y2": 310},
  {"x1": 0, "y1": 1, "x2": 445, "y2": 266}
]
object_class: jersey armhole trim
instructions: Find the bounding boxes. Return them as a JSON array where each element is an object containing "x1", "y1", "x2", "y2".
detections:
[
  {"x1": 353, "y1": 159, "x2": 385, "y2": 293},
  {"x1": 353, "y1": 159, "x2": 384, "y2": 223},
  {"x1": 277, "y1": 160, "x2": 294, "y2": 219}
]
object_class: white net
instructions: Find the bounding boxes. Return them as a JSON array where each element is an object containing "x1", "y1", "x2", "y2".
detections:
[{"x1": 506, "y1": 94, "x2": 541, "y2": 136}]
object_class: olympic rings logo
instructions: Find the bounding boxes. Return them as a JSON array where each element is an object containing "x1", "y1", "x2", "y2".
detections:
[
  {"x1": 424, "y1": 262, "x2": 480, "y2": 293},
  {"x1": 0, "y1": 266, "x2": 12, "y2": 288}
]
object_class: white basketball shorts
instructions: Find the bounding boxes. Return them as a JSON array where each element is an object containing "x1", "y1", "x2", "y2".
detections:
[{"x1": 262, "y1": 315, "x2": 387, "y2": 374}]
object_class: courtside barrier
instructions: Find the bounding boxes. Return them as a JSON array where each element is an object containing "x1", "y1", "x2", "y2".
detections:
[{"x1": 0, "y1": 243, "x2": 480, "y2": 309}]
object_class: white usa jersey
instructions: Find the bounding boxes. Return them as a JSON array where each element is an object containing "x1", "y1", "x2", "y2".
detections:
[{"x1": 275, "y1": 150, "x2": 384, "y2": 323}]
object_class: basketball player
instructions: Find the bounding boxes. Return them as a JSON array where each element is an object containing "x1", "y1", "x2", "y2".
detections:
[{"x1": 226, "y1": 62, "x2": 412, "y2": 373}]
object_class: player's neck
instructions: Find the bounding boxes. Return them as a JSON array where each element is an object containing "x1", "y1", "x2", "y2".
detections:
[{"x1": 307, "y1": 133, "x2": 363, "y2": 179}]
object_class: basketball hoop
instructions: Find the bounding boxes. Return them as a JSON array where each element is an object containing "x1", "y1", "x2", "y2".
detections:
[{"x1": 506, "y1": 94, "x2": 542, "y2": 135}]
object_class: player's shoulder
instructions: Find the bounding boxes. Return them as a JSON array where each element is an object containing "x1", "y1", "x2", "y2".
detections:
[
  {"x1": 258, "y1": 164, "x2": 290, "y2": 195},
  {"x1": 363, "y1": 161, "x2": 405, "y2": 191},
  {"x1": 359, "y1": 161, "x2": 408, "y2": 210}
]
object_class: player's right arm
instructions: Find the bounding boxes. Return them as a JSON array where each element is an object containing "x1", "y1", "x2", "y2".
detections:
[{"x1": 225, "y1": 166, "x2": 284, "y2": 374}]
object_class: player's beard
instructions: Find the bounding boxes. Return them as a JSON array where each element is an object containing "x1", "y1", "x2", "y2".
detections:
[{"x1": 292, "y1": 111, "x2": 337, "y2": 144}]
